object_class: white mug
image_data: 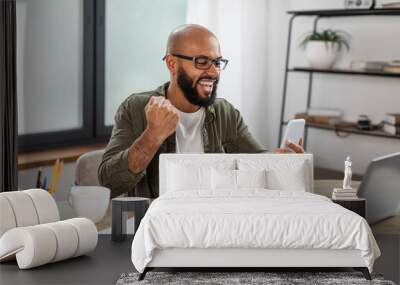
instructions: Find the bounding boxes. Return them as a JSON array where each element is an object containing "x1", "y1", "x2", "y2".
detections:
[{"x1": 68, "y1": 186, "x2": 110, "y2": 223}]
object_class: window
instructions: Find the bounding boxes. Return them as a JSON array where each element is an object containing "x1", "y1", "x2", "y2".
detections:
[
  {"x1": 17, "y1": 0, "x2": 187, "y2": 151},
  {"x1": 17, "y1": 0, "x2": 94, "y2": 151}
]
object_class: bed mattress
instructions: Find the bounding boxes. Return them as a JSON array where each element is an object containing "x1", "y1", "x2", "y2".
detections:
[{"x1": 131, "y1": 189, "x2": 380, "y2": 273}]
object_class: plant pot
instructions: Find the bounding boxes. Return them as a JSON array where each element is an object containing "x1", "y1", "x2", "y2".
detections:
[{"x1": 305, "y1": 41, "x2": 339, "y2": 69}]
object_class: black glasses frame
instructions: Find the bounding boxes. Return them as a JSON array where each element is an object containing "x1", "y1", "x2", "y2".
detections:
[{"x1": 163, "y1": 53, "x2": 229, "y2": 70}]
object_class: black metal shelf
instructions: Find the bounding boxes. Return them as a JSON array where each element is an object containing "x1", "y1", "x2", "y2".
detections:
[
  {"x1": 282, "y1": 121, "x2": 400, "y2": 140},
  {"x1": 290, "y1": 67, "x2": 400, "y2": 78},
  {"x1": 287, "y1": 8, "x2": 400, "y2": 16},
  {"x1": 278, "y1": 9, "x2": 400, "y2": 148}
]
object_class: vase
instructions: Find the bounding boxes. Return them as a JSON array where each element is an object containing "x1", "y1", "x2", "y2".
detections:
[{"x1": 305, "y1": 41, "x2": 339, "y2": 69}]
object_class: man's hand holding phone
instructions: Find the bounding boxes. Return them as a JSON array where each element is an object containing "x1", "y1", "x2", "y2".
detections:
[
  {"x1": 276, "y1": 119, "x2": 305, "y2": 154},
  {"x1": 276, "y1": 137, "x2": 305, "y2": 153}
]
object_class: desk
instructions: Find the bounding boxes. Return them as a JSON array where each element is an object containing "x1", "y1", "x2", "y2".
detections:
[{"x1": 0, "y1": 235, "x2": 133, "y2": 285}]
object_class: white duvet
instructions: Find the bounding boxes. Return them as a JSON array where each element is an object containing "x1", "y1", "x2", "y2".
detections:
[{"x1": 131, "y1": 189, "x2": 380, "y2": 273}]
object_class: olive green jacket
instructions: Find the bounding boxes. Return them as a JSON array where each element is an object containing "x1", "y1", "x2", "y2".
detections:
[{"x1": 98, "y1": 83, "x2": 267, "y2": 198}]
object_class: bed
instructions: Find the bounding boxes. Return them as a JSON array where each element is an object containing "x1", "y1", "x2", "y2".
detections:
[{"x1": 131, "y1": 153, "x2": 380, "y2": 280}]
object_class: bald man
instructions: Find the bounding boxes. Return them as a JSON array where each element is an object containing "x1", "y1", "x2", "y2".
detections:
[{"x1": 98, "y1": 24, "x2": 304, "y2": 198}]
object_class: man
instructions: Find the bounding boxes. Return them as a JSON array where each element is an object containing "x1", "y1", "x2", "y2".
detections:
[{"x1": 98, "y1": 24, "x2": 303, "y2": 199}]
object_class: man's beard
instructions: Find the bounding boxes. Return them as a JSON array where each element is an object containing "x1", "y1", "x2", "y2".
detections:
[{"x1": 177, "y1": 67, "x2": 218, "y2": 107}]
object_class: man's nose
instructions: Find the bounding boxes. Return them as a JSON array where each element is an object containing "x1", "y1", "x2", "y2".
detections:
[{"x1": 207, "y1": 63, "x2": 220, "y2": 76}]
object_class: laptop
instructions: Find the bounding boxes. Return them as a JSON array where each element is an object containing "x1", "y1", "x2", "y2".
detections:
[{"x1": 358, "y1": 152, "x2": 400, "y2": 224}]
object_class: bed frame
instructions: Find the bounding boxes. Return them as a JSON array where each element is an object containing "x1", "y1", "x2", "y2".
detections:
[
  {"x1": 140, "y1": 248, "x2": 371, "y2": 280},
  {"x1": 138, "y1": 154, "x2": 371, "y2": 281}
]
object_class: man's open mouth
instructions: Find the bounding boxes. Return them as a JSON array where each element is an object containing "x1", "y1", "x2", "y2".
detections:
[{"x1": 197, "y1": 78, "x2": 216, "y2": 95}]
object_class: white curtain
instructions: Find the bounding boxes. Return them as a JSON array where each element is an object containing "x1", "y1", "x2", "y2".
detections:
[{"x1": 186, "y1": 0, "x2": 270, "y2": 145}]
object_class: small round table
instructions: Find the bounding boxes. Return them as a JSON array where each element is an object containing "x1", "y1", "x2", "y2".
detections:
[{"x1": 111, "y1": 197, "x2": 150, "y2": 242}]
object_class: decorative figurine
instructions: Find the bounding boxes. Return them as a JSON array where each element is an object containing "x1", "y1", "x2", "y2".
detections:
[{"x1": 343, "y1": 156, "x2": 352, "y2": 190}]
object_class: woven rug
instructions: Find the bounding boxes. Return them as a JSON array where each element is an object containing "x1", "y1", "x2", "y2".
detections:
[{"x1": 116, "y1": 271, "x2": 395, "y2": 285}]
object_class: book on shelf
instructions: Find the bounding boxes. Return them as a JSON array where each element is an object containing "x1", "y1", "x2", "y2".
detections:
[
  {"x1": 295, "y1": 113, "x2": 340, "y2": 125},
  {"x1": 383, "y1": 122, "x2": 400, "y2": 135},
  {"x1": 333, "y1": 188, "x2": 358, "y2": 194},
  {"x1": 382, "y1": 2, "x2": 400, "y2": 8},
  {"x1": 332, "y1": 194, "x2": 359, "y2": 200},
  {"x1": 390, "y1": 60, "x2": 400, "y2": 67},
  {"x1": 383, "y1": 65, "x2": 400, "y2": 73},
  {"x1": 350, "y1": 60, "x2": 389, "y2": 71},
  {"x1": 385, "y1": 113, "x2": 400, "y2": 125},
  {"x1": 375, "y1": 0, "x2": 400, "y2": 8},
  {"x1": 332, "y1": 192, "x2": 359, "y2": 199},
  {"x1": 295, "y1": 108, "x2": 342, "y2": 125}
]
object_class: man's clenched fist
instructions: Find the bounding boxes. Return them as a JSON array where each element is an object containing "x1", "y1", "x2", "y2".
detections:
[{"x1": 144, "y1": 96, "x2": 180, "y2": 144}]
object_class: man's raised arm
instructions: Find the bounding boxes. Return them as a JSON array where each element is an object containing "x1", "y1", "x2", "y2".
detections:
[{"x1": 98, "y1": 96, "x2": 179, "y2": 198}]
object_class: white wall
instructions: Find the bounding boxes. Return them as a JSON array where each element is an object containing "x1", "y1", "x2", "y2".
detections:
[
  {"x1": 264, "y1": 0, "x2": 400, "y2": 174},
  {"x1": 186, "y1": 0, "x2": 270, "y2": 146}
]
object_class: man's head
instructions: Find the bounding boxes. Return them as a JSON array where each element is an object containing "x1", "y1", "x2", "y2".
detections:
[{"x1": 163, "y1": 24, "x2": 227, "y2": 107}]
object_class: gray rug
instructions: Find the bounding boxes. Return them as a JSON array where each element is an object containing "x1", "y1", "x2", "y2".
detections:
[{"x1": 116, "y1": 271, "x2": 396, "y2": 285}]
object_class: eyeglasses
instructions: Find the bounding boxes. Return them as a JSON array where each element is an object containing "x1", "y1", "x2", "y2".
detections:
[{"x1": 163, "y1": 53, "x2": 229, "y2": 70}]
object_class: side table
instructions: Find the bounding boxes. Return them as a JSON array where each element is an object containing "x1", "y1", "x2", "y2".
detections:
[
  {"x1": 332, "y1": 198, "x2": 366, "y2": 218},
  {"x1": 112, "y1": 197, "x2": 150, "y2": 242}
]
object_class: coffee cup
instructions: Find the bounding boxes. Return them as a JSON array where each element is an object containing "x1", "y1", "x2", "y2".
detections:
[{"x1": 68, "y1": 186, "x2": 110, "y2": 223}]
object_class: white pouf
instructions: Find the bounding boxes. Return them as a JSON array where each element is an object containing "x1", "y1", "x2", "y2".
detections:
[
  {"x1": 1, "y1": 191, "x2": 39, "y2": 227},
  {"x1": 0, "y1": 189, "x2": 98, "y2": 269},
  {"x1": 0, "y1": 218, "x2": 98, "y2": 269},
  {"x1": 0, "y1": 196, "x2": 17, "y2": 237},
  {"x1": 24, "y1": 189, "x2": 60, "y2": 223}
]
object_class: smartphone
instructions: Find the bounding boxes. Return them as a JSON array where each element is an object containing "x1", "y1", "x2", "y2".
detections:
[{"x1": 280, "y1": 119, "x2": 305, "y2": 148}]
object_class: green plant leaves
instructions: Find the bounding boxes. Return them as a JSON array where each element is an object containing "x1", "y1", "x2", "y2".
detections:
[{"x1": 299, "y1": 29, "x2": 351, "y2": 52}]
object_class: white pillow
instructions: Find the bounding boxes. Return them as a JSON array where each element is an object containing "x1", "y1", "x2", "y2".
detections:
[
  {"x1": 238, "y1": 158, "x2": 310, "y2": 191},
  {"x1": 237, "y1": 169, "x2": 268, "y2": 189},
  {"x1": 211, "y1": 169, "x2": 268, "y2": 190},
  {"x1": 211, "y1": 168, "x2": 236, "y2": 190},
  {"x1": 267, "y1": 164, "x2": 307, "y2": 191},
  {"x1": 167, "y1": 162, "x2": 211, "y2": 191}
]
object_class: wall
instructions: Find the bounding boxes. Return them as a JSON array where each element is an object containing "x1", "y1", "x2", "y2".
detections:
[
  {"x1": 264, "y1": 0, "x2": 400, "y2": 174},
  {"x1": 186, "y1": 0, "x2": 270, "y2": 146}
]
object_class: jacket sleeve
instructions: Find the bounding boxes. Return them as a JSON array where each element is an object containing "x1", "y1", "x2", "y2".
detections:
[{"x1": 98, "y1": 97, "x2": 146, "y2": 198}]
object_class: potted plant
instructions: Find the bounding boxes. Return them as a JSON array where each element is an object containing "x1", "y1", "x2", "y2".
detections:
[{"x1": 299, "y1": 29, "x2": 351, "y2": 69}]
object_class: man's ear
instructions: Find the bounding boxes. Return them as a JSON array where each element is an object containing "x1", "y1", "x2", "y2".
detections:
[{"x1": 165, "y1": 55, "x2": 177, "y2": 75}]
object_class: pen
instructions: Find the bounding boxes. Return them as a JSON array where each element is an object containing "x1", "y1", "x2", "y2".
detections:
[{"x1": 36, "y1": 168, "x2": 42, "y2": 188}]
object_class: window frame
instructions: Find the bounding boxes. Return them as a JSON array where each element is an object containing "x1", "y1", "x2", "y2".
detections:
[
  {"x1": 95, "y1": 0, "x2": 113, "y2": 137},
  {"x1": 17, "y1": 0, "x2": 111, "y2": 152}
]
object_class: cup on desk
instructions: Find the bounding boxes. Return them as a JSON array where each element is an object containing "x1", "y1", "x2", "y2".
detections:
[{"x1": 68, "y1": 186, "x2": 110, "y2": 223}]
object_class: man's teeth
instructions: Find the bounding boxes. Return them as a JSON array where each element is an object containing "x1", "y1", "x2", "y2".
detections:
[{"x1": 199, "y1": 79, "x2": 215, "y2": 88}]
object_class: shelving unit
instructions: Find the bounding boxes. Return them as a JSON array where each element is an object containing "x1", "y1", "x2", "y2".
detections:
[{"x1": 278, "y1": 8, "x2": 400, "y2": 148}]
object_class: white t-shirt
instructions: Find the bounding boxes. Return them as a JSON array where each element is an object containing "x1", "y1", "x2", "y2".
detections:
[{"x1": 175, "y1": 107, "x2": 205, "y2": 153}]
